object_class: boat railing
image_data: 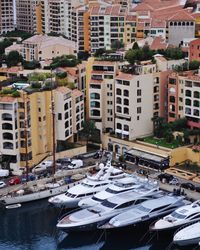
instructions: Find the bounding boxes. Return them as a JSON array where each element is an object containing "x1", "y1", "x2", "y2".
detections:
[
  {"x1": 58, "y1": 207, "x2": 81, "y2": 221},
  {"x1": 173, "y1": 219, "x2": 200, "y2": 235}
]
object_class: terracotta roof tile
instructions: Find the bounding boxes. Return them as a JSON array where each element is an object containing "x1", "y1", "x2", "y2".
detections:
[
  {"x1": 116, "y1": 72, "x2": 134, "y2": 81},
  {"x1": 0, "y1": 96, "x2": 16, "y2": 102}
]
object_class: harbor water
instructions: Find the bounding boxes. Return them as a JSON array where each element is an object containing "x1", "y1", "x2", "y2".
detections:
[{"x1": 0, "y1": 200, "x2": 190, "y2": 250}]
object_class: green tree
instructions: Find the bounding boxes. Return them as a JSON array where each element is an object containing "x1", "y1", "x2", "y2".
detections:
[
  {"x1": 132, "y1": 42, "x2": 139, "y2": 50},
  {"x1": 5, "y1": 51, "x2": 23, "y2": 67},
  {"x1": 94, "y1": 48, "x2": 106, "y2": 57},
  {"x1": 81, "y1": 120, "x2": 99, "y2": 146},
  {"x1": 151, "y1": 116, "x2": 165, "y2": 138},
  {"x1": 111, "y1": 40, "x2": 124, "y2": 51}
]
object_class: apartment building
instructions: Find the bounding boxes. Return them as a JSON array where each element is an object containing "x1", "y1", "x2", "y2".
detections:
[
  {"x1": 0, "y1": 85, "x2": 84, "y2": 171},
  {"x1": 90, "y1": 4, "x2": 137, "y2": 53},
  {"x1": 0, "y1": 0, "x2": 14, "y2": 34},
  {"x1": 167, "y1": 71, "x2": 200, "y2": 129},
  {"x1": 189, "y1": 38, "x2": 200, "y2": 61},
  {"x1": 21, "y1": 35, "x2": 76, "y2": 61},
  {"x1": 115, "y1": 70, "x2": 154, "y2": 140},
  {"x1": 16, "y1": 0, "x2": 39, "y2": 33},
  {"x1": 88, "y1": 60, "x2": 120, "y2": 132}
]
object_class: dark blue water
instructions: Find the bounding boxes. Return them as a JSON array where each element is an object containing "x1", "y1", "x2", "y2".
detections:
[{"x1": 0, "y1": 201, "x2": 185, "y2": 250}]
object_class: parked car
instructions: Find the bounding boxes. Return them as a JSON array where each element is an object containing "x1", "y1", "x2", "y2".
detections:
[
  {"x1": 68, "y1": 159, "x2": 83, "y2": 169},
  {"x1": 180, "y1": 182, "x2": 196, "y2": 191},
  {"x1": 169, "y1": 177, "x2": 179, "y2": 186},
  {"x1": 157, "y1": 173, "x2": 173, "y2": 183},
  {"x1": 40, "y1": 160, "x2": 53, "y2": 169},
  {"x1": 21, "y1": 174, "x2": 36, "y2": 183},
  {"x1": 0, "y1": 181, "x2": 6, "y2": 189},
  {"x1": 136, "y1": 168, "x2": 148, "y2": 176},
  {"x1": 9, "y1": 176, "x2": 21, "y2": 185},
  {"x1": 0, "y1": 169, "x2": 9, "y2": 178},
  {"x1": 56, "y1": 158, "x2": 71, "y2": 168},
  {"x1": 32, "y1": 165, "x2": 47, "y2": 174}
]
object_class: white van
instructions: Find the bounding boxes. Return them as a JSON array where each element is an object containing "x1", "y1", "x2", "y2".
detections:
[
  {"x1": 0, "y1": 169, "x2": 9, "y2": 177},
  {"x1": 67, "y1": 160, "x2": 83, "y2": 169}
]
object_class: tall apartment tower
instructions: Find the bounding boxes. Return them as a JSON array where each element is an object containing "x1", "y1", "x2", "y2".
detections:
[
  {"x1": 0, "y1": 0, "x2": 14, "y2": 34},
  {"x1": 16, "y1": 0, "x2": 39, "y2": 33}
]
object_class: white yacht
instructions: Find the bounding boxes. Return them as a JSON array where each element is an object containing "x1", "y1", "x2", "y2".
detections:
[
  {"x1": 173, "y1": 221, "x2": 200, "y2": 246},
  {"x1": 150, "y1": 200, "x2": 200, "y2": 231},
  {"x1": 56, "y1": 185, "x2": 160, "y2": 232},
  {"x1": 100, "y1": 195, "x2": 187, "y2": 229},
  {"x1": 49, "y1": 161, "x2": 127, "y2": 208},
  {"x1": 78, "y1": 176, "x2": 152, "y2": 208}
]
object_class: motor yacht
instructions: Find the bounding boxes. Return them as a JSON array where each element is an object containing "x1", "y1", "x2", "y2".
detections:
[
  {"x1": 150, "y1": 200, "x2": 200, "y2": 231},
  {"x1": 56, "y1": 185, "x2": 160, "y2": 232},
  {"x1": 48, "y1": 161, "x2": 127, "y2": 208},
  {"x1": 173, "y1": 221, "x2": 200, "y2": 246},
  {"x1": 100, "y1": 195, "x2": 187, "y2": 229},
  {"x1": 78, "y1": 175, "x2": 153, "y2": 208}
]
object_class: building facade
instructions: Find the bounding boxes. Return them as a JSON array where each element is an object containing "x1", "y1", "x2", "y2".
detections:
[{"x1": 0, "y1": 0, "x2": 14, "y2": 34}]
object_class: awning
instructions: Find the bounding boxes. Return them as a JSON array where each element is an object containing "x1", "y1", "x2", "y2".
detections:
[{"x1": 125, "y1": 148, "x2": 168, "y2": 163}]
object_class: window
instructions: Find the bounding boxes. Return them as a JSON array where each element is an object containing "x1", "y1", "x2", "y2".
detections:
[
  {"x1": 117, "y1": 106, "x2": 122, "y2": 113},
  {"x1": 38, "y1": 117, "x2": 41, "y2": 122},
  {"x1": 117, "y1": 123, "x2": 122, "y2": 129},
  {"x1": 116, "y1": 97, "x2": 121, "y2": 104},
  {"x1": 137, "y1": 116, "x2": 140, "y2": 120},
  {"x1": 124, "y1": 99, "x2": 129, "y2": 105},
  {"x1": 90, "y1": 93, "x2": 100, "y2": 99},
  {"x1": 64, "y1": 103, "x2": 68, "y2": 110},
  {"x1": 137, "y1": 98, "x2": 141, "y2": 103},
  {"x1": 185, "y1": 90, "x2": 191, "y2": 97},
  {"x1": 124, "y1": 90, "x2": 129, "y2": 97},
  {"x1": 58, "y1": 113, "x2": 62, "y2": 120},
  {"x1": 169, "y1": 96, "x2": 175, "y2": 103},
  {"x1": 137, "y1": 81, "x2": 140, "y2": 87},
  {"x1": 124, "y1": 107, "x2": 129, "y2": 114},
  {"x1": 137, "y1": 89, "x2": 141, "y2": 96},
  {"x1": 124, "y1": 125, "x2": 129, "y2": 131},
  {"x1": 116, "y1": 88, "x2": 121, "y2": 95},
  {"x1": 137, "y1": 107, "x2": 141, "y2": 114}
]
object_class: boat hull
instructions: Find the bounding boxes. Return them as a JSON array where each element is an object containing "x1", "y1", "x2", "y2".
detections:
[
  {"x1": 0, "y1": 185, "x2": 70, "y2": 206},
  {"x1": 174, "y1": 237, "x2": 200, "y2": 246}
]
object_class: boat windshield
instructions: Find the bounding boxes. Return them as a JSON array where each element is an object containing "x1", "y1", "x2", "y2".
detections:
[
  {"x1": 92, "y1": 196, "x2": 103, "y2": 202},
  {"x1": 115, "y1": 182, "x2": 134, "y2": 188},
  {"x1": 105, "y1": 188, "x2": 119, "y2": 194},
  {"x1": 170, "y1": 211, "x2": 186, "y2": 219},
  {"x1": 81, "y1": 182, "x2": 94, "y2": 188},
  {"x1": 102, "y1": 200, "x2": 117, "y2": 208},
  {"x1": 65, "y1": 192, "x2": 76, "y2": 198}
]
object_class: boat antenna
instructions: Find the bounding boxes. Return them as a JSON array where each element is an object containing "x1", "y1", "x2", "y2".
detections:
[{"x1": 51, "y1": 68, "x2": 56, "y2": 176}]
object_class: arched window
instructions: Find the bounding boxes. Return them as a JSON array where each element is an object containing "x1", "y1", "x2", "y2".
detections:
[
  {"x1": 90, "y1": 109, "x2": 100, "y2": 116},
  {"x1": 185, "y1": 107, "x2": 191, "y2": 115},
  {"x1": 174, "y1": 22, "x2": 177, "y2": 26},
  {"x1": 65, "y1": 129, "x2": 69, "y2": 137},
  {"x1": 90, "y1": 93, "x2": 100, "y2": 99},
  {"x1": 185, "y1": 98, "x2": 191, "y2": 106},
  {"x1": 124, "y1": 90, "x2": 129, "y2": 97},
  {"x1": 169, "y1": 96, "x2": 175, "y2": 102},
  {"x1": 182, "y1": 22, "x2": 185, "y2": 26},
  {"x1": 186, "y1": 22, "x2": 189, "y2": 26},
  {"x1": 116, "y1": 97, "x2": 121, "y2": 104},
  {"x1": 116, "y1": 88, "x2": 121, "y2": 95},
  {"x1": 3, "y1": 142, "x2": 13, "y2": 149},
  {"x1": 2, "y1": 123, "x2": 13, "y2": 130},
  {"x1": 194, "y1": 91, "x2": 200, "y2": 99},
  {"x1": 178, "y1": 22, "x2": 181, "y2": 26},
  {"x1": 170, "y1": 22, "x2": 173, "y2": 26},
  {"x1": 124, "y1": 125, "x2": 129, "y2": 131},
  {"x1": 124, "y1": 98, "x2": 129, "y2": 105},
  {"x1": 64, "y1": 102, "x2": 68, "y2": 110},
  {"x1": 124, "y1": 107, "x2": 129, "y2": 114},
  {"x1": 2, "y1": 113, "x2": 12, "y2": 121},
  {"x1": 3, "y1": 132, "x2": 13, "y2": 140},
  {"x1": 193, "y1": 109, "x2": 199, "y2": 116},
  {"x1": 186, "y1": 90, "x2": 191, "y2": 97},
  {"x1": 76, "y1": 106, "x2": 80, "y2": 112},
  {"x1": 65, "y1": 112, "x2": 69, "y2": 119},
  {"x1": 115, "y1": 144, "x2": 120, "y2": 154},
  {"x1": 117, "y1": 123, "x2": 122, "y2": 129},
  {"x1": 193, "y1": 100, "x2": 200, "y2": 107},
  {"x1": 116, "y1": 106, "x2": 122, "y2": 113},
  {"x1": 65, "y1": 120, "x2": 69, "y2": 128},
  {"x1": 90, "y1": 101, "x2": 100, "y2": 108}
]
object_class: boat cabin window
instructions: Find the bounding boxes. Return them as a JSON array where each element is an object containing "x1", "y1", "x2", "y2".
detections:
[
  {"x1": 82, "y1": 183, "x2": 95, "y2": 188},
  {"x1": 102, "y1": 200, "x2": 117, "y2": 208},
  {"x1": 105, "y1": 188, "x2": 119, "y2": 194},
  {"x1": 171, "y1": 211, "x2": 186, "y2": 219},
  {"x1": 115, "y1": 182, "x2": 135, "y2": 188},
  {"x1": 138, "y1": 205, "x2": 151, "y2": 212},
  {"x1": 134, "y1": 199, "x2": 146, "y2": 205},
  {"x1": 116, "y1": 200, "x2": 135, "y2": 209}
]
